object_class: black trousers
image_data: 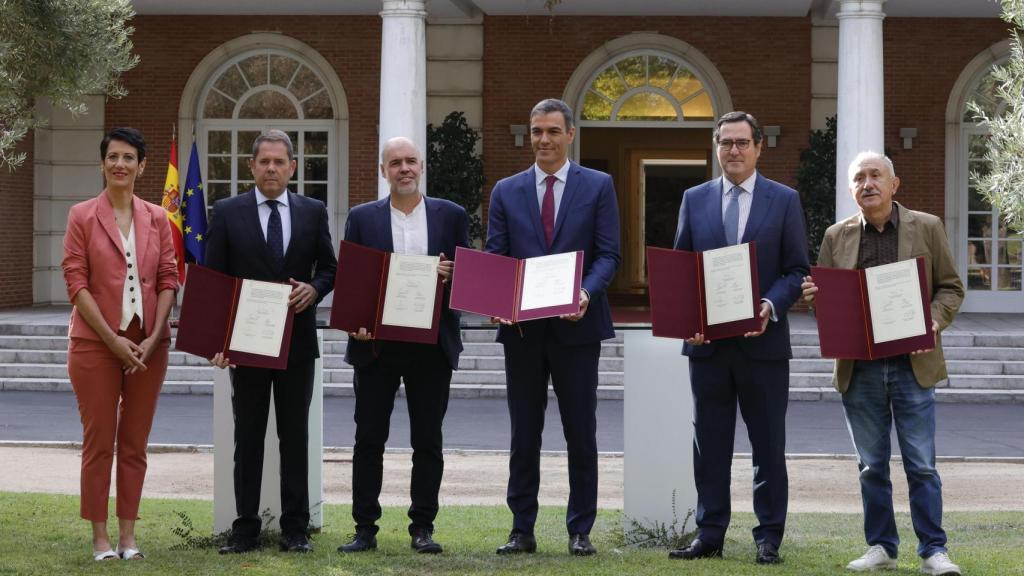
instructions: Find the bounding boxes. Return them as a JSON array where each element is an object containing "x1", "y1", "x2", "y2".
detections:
[
  {"x1": 229, "y1": 358, "x2": 315, "y2": 540},
  {"x1": 351, "y1": 342, "x2": 452, "y2": 535},
  {"x1": 503, "y1": 325, "x2": 600, "y2": 536},
  {"x1": 689, "y1": 340, "x2": 790, "y2": 548}
]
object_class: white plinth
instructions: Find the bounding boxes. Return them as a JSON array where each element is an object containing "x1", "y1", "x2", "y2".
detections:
[
  {"x1": 623, "y1": 330, "x2": 697, "y2": 534},
  {"x1": 213, "y1": 334, "x2": 324, "y2": 533}
]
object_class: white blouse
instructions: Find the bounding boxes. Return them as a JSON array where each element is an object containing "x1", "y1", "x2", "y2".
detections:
[{"x1": 119, "y1": 222, "x2": 144, "y2": 331}]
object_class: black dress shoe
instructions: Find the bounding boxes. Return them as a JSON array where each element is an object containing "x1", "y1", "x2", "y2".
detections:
[
  {"x1": 495, "y1": 532, "x2": 537, "y2": 555},
  {"x1": 668, "y1": 538, "x2": 723, "y2": 560},
  {"x1": 756, "y1": 542, "x2": 782, "y2": 564},
  {"x1": 279, "y1": 533, "x2": 312, "y2": 553},
  {"x1": 410, "y1": 528, "x2": 443, "y2": 554},
  {"x1": 218, "y1": 538, "x2": 259, "y2": 555},
  {"x1": 569, "y1": 533, "x2": 596, "y2": 556},
  {"x1": 337, "y1": 532, "x2": 377, "y2": 553}
]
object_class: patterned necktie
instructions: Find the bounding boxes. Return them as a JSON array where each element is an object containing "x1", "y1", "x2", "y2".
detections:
[
  {"x1": 266, "y1": 199, "x2": 284, "y2": 270},
  {"x1": 542, "y1": 175, "x2": 556, "y2": 248},
  {"x1": 724, "y1": 186, "x2": 741, "y2": 245}
]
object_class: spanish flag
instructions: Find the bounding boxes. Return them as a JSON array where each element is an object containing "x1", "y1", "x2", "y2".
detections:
[{"x1": 161, "y1": 135, "x2": 186, "y2": 283}]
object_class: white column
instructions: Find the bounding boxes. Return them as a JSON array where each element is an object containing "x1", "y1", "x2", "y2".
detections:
[
  {"x1": 835, "y1": 0, "x2": 886, "y2": 221},
  {"x1": 379, "y1": 0, "x2": 428, "y2": 199}
]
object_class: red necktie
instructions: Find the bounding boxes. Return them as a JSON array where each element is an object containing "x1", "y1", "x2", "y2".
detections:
[{"x1": 542, "y1": 174, "x2": 556, "y2": 248}]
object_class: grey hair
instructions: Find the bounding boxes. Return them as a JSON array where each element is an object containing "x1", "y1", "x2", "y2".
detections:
[
  {"x1": 530, "y1": 98, "x2": 574, "y2": 130},
  {"x1": 251, "y1": 129, "x2": 294, "y2": 160},
  {"x1": 380, "y1": 136, "x2": 421, "y2": 164},
  {"x1": 848, "y1": 151, "x2": 896, "y2": 183}
]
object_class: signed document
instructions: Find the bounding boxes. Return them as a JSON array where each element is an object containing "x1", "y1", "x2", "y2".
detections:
[
  {"x1": 228, "y1": 279, "x2": 291, "y2": 357},
  {"x1": 381, "y1": 253, "x2": 440, "y2": 329},
  {"x1": 702, "y1": 243, "x2": 755, "y2": 326},
  {"x1": 865, "y1": 259, "x2": 927, "y2": 344},
  {"x1": 519, "y1": 252, "x2": 578, "y2": 311}
]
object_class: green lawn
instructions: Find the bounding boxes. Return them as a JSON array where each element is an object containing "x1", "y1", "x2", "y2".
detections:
[{"x1": 1, "y1": 492, "x2": 1021, "y2": 575}]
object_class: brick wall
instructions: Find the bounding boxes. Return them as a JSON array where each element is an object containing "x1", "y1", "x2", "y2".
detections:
[
  {"x1": 883, "y1": 18, "x2": 1010, "y2": 218},
  {"x1": 106, "y1": 15, "x2": 382, "y2": 208},
  {"x1": 0, "y1": 133, "x2": 34, "y2": 309}
]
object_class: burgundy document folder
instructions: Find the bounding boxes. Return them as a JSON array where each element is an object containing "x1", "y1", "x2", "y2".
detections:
[
  {"x1": 811, "y1": 257, "x2": 934, "y2": 359},
  {"x1": 448, "y1": 247, "x2": 584, "y2": 322},
  {"x1": 329, "y1": 241, "x2": 443, "y2": 345},
  {"x1": 646, "y1": 243, "x2": 762, "y2": 341},
  {"x1": 175, "y1": 265, "x2": 295, "y2": 369}
]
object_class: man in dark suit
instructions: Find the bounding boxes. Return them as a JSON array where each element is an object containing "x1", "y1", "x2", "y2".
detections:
[
  {"x1": 205, "y1": 130, "x2": 337, "y2": 554},
  {"x1": 668, "y1": 112, "x2": 809, "y2": 565},
  {"x1": 486, "y1": 98, "x2": 620, "y2": 557},
  {"x1": 336, "y1": 136, "x2": 469, "y2": 555}
]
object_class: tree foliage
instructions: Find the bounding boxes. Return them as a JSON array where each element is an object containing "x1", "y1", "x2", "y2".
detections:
[
  {"x1": 795, "y1": 116, "x2": 837, "y2": 265},
  {"x1": 426, "y1": 111, "x2": 486, "y2": 244},
  {"x1": 0, "y1": 0, "x2": 139, "y2": 170},
  {"x1": 969, "y1": 0, "x2": 1024, "y2": 234}
]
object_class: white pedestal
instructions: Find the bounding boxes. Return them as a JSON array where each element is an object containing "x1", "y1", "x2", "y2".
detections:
[
  {"x1": 213, "y1": 334, "x2": 324, "y2": 533},
  {"x1": 623, "y1": 330, "x2": 697, "y2": 533}
]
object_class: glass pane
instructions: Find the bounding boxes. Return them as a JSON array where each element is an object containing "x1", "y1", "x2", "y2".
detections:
[
  {"x1": 207, "y1": 131, "x2": 231, "y2": 154},
  {"x1": 999, "y1": 240, "x2": 1022, "y2": 265},
  {"x1": 289, "y1": 65, "x2": 323, "y2": 101},
  {"x1": 237, "y1": 131, "x2": 261, "y2": 155},
  {"x1": 270, "y1": 54, "x2": 299, "y2": 88},
  {"x1": 648, "y1": 56, "x2": 678, "y2": 89},
  {"x1": 968, "y1": 186, "x2": 992, "y2": 211},
  {"x1": 214, "y1": 65, "x2": 248, "y2": 100},
  {"x1": 203, "y1": 90, "x2": 234, "y2": 119},
  {"x1": 668, "y1": 69, "x2": 703, "y2": 102},
  {"x1": 237, "y1": 157, "x2": 251, "y2": 181},
  {"x1": 208, "y1": 156, "x2": 232, "y2": 181},
  {"x1": 997, "y1": 267, "x2": 1021, "y2": 291},
  {"x1": 968, "y1": 214, "x2": 992, "y2": 237},
  {"x1": 238, "y1": 54, "x2": 269, "y2": 88},
  {"x1": 238, "y1": 90, "x2": 298, "y2": 119},
  {"x1": 302, "y1": 89, "x2": 333, "y2": 119},
  {"x1": 206, "y1": 181, "x2": 231, "y2": 204},
  {"x1": 305, "y1": 183, "x2": 327, "y2": 206},
  {"x1": 966, "y1": 267, "x2": 991, "y2": 290},
  {"x1": 304, "y1": 157, "x2": 327, "y2": 181},
  {"x1": 616, "y1": 56, "x2": 646, "y2": 89},
  {"x1": 304, "y1": 131, "x2": 328, "y2": 155},
  {"x1": 681, "y1": 91, "x2": 714, "y2": 121},
  {"x1": 968, "y1": 239, "x2": 992, "y2": 265},
  {"x1": 963, "y1": 67, "x2": 1002, "y2": 122},
  {"x1": 997, "y1": 221, "x2": 1011, "y2": 238},
  {"x1": 968, "y1": 134, "x2": 990, "y2": 160},
  {"x1": 616, "y1": 92, "x2": 676, "y2": 121},
  {"x1": 581, "y1": 91, "x2": 612, "y2": 121},
  {"x1": 235, "y1": 181, "x2": 254, "y2": 194},
  {"x1": 285, "y1": 131, "x2": 299, "y2": 149},
  {"x1": 589, "y1": 65, "x2": 628, "y2": 102}
]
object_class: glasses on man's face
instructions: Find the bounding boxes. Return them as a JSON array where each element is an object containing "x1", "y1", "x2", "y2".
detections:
[{"x1": 717, "y1": 139, "x2": 752, "y2": 151}]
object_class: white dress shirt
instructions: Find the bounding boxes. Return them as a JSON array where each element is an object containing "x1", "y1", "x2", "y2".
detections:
[
  {"x1": 721, "y1": 171, "x2": 757, "y2": 242},
  {"x1": 119, "y1": 222, "x2": 144, "y2": 330},
  {"x1": 390, "y1": 195, "x2": 429, "y2": 256},
  {"x1": 534, "y1": 159, "x2": 571, "y2": 221},
  {"x1": 255, "y1": 187, "x2": 291, "y2": 253}
]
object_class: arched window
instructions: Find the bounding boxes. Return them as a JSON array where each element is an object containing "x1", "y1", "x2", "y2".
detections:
[
  {"x1": 961, "y1": 61, "x2": 1022, "y2": 299},
  {"x1": 580, "y1": 52, "x2": 714, "y2": 123},
  {"x1": 198, "y1": 49, "x2": 335, "y2": 219}
]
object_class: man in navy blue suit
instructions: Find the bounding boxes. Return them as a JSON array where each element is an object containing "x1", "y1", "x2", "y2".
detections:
[
  {"x1": 487, "y1": 99, "x2": 620, "y2": 557},
  {"x1": 336, "y1": 137, "x2": 469, "y2": 555},
  {"x1": 668, "y1": 112, "x2": 809, "y2": 565}
]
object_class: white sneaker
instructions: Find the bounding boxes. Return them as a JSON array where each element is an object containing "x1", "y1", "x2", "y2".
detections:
[
  {"x1": 920, "y1": 552, "x2": 961, "y2": 575},
  {"x1": 847, "y1": 545, "x2": 898, "y2": 571}
]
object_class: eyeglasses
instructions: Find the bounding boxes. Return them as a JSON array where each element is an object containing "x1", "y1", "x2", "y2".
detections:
[{"x1": 717, "y1": 139, "x2": 752, "y2": 151}]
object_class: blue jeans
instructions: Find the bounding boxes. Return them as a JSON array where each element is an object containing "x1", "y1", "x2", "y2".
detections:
[{"x1": 842, "y1": 356, "x2": 946, "y2": 559}]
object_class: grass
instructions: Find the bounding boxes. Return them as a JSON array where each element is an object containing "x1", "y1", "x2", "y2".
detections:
[{"x1": 0, "y1": 492, "x2": 1022, "y2": 575}]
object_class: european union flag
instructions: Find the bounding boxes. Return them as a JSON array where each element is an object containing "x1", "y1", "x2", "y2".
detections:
[{"x1": 182, "y1": 142, "x2": 208, "y2": 265}]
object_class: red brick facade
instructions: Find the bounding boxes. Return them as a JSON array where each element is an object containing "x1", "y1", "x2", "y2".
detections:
[{"x1": 0, "y1": 134, "x2": 35, "y2": 308}]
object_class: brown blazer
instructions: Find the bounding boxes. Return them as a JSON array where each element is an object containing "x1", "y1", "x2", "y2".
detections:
[
  {"x1": 816, "y1": 203, "x2": 964, "y2": 392},
  {"x1": 62, "y1": 191, "x2": 179, "y2": 341}
]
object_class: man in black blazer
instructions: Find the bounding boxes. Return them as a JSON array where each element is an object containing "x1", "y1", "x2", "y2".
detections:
[
  {"x1": 336, "y1": 136, "x2": 469, "y2": 555},
  {"x1": 205, "y1": 130, "x2": 337, "y2": 554}
]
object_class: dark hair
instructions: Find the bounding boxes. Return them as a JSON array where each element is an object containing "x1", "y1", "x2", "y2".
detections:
[
  {"x1": 100, "y1": 127, "x2": 147, "y2": 161},
  {"x1": 251, "y1": 129, "x2": 294, "y2": 160},
  {"x1": 713, "y1": 111, "x2": 763, "y2": 145},
  {"x1": 530, "y1": 98, "x2": 574, "y2": 130}
]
